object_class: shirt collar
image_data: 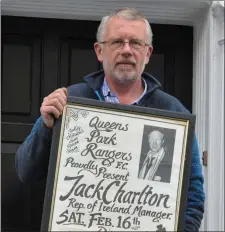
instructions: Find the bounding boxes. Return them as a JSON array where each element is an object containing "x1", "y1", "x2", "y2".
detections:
[
  {"x1": 102, "y1": 77, "x2": 147, "y2": 105},
  {"x1": 147, "y1": 147, "x2": 165, "y2": 160},
  {"x1": 102, "y1": 78, "x2": 116, "y2": 97}
]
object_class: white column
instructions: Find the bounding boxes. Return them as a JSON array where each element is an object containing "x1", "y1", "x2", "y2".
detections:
[
  {"x1": 193, "y1": 1, "x2": 224, "y2": 231},
  {"x1": 193, "y1": 7, "x2": 211, "y2": 231},
  {"x1": 207, "y1": 1, "x2": 224, "y2": 231}
]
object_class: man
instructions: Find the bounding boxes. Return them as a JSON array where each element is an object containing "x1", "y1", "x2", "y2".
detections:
[
  {"x1": 139, "y1": 129, "x2": 172, "y2": 183},
  {"x1": 15, "y1": 8, "x2": 205, "y2": 231}
]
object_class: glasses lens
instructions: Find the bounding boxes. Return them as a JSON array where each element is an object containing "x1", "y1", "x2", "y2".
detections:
[
  {"x1": 109, "y1": 39, "x2": 124, "y2": 49},
  {"x1": 130, "y1": 39, "x2": 145, "y2": 49}
]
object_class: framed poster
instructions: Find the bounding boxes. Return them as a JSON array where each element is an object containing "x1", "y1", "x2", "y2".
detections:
[{"x1": 41, "y1": 96, "x2": 195, "y2": 231}]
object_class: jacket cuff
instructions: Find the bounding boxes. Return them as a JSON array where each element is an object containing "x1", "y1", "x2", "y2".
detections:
[{"x1": 37, "y1": 118, "x2": 53, "y2": 140}]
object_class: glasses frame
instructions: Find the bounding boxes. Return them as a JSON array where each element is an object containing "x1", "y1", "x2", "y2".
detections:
[{"x1": 99, "y1": 39, "x2": 149, "y2": 50}]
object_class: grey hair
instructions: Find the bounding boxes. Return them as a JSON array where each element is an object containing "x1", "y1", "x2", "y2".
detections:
[{"x1": 96, "y1": 8, "x2": 153, "y2": 46}]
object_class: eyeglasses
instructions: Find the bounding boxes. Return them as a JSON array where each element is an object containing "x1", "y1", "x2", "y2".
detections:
[{"x1": 99, "y1": 39, "x2": 149, "y2": 50}]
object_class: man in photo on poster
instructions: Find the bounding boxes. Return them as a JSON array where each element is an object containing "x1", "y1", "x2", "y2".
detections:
[{"x1": 138, "y1": 126, "x2": 175, "y2": 183}]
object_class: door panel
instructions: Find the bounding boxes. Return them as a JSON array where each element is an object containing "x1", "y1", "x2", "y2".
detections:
[
  {"x1": 1, "y1": 34, "x2": 41, "y2": 143},
  {"x1": 59, "y1": 38, "x2": 100, "y2": 87},
  {"x1": 145, "y1": 53, "x2": 165, "y2": 87},
  {"x1": 2, "y1": 44, "x2": 31, "y2": 113},
  {"x1": 69, "y1": 39, "x2": 99, "y2": 85},
  {"x1": 41, "y1": 35, "x2": 60, "y2": 98}
]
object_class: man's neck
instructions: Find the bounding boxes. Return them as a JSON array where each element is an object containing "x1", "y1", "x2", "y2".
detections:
[
  {"x1": 150, "y1": 148, "x2": 164, "y2": 158},
  {"x1": 105, "y1": 76, "x2": 144, "y2": 104}
]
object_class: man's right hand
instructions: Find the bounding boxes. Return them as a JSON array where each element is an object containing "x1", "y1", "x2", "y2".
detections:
[{"x1": 40, "y1": 87, "x2": 67, "y2": 129}]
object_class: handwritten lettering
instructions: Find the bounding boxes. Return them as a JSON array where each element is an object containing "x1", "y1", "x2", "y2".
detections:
[
  {"x1": 59, "y1": 175, "x2": 171, "y2": 208},
  {"x1": 81, "y1": 143, "x2": 132, "y2": 166},
  {"x1": 89, "y1": 116, "x2": 129, "y2": 132}
]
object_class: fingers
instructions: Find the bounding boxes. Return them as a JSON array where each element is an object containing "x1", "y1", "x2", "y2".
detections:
[
  {"x1": 41, "y1": 105, "x2": 61, "y2": 119},
  {"x1": 42, "y1": 97, "x2": 65, "y2": 113},
  {"x1": 40, "y1": 87, "x2": 68, "y2": 128},
  {"x1": 62, "y1": 87, "x2": 67, "y2": 96},
  {"x1": 47, "y1": 88, "x2": 67, "y2": 102}
]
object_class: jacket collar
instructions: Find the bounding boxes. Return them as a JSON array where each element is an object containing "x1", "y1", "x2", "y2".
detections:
[{"x1": 83, "y1": 69, "x2": 162, "y2": 94}]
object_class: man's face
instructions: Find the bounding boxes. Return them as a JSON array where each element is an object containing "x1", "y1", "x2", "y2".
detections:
[
  {"x1": 148, "y1": 131, "x2": 164, "y2": 153},
  {"x1": 94, "y1": 17, "x2": 153, "y2": 84}
]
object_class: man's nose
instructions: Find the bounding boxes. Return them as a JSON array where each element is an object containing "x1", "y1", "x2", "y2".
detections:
[{"x1": 121, "y1": 42, "x2": 133, "y2": 56}]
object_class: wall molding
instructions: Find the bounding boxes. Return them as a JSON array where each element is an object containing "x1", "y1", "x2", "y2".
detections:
[
  {"x1": 1, "y1": 0, "x2": 210, "y2": 26},
  {"x1": 212, "y1": 1, "x2": 225, "y2": 20}
]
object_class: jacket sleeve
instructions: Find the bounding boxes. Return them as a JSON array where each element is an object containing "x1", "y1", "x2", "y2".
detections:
[
  {"x1": 15, "y1": 116, "x2": 53, "y2": 183},
  {"x1": 185, "y1": 135, "x2": 205, "y2": 231}
]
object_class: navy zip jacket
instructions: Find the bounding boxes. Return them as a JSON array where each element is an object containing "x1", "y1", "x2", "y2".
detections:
[{"x1": 15, "y1": 70, "x2": 205, "y2": 231}]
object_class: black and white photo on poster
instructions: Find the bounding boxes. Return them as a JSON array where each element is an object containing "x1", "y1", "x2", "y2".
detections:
[
  {"x1": 41, "y1": 101, "x2": 194, "y2": 232},
  {"x1": 138, "y1": 125, "x2": 176, "y2": 183}
]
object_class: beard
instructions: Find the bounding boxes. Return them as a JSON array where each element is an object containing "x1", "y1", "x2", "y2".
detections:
[{"x1": 103, "y1": 59, "x2": 146, "y2": 85}]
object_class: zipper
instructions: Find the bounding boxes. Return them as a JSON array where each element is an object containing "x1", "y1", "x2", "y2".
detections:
[{"x1": 94, "y1": 90, "x2": 104, "y2": 101}]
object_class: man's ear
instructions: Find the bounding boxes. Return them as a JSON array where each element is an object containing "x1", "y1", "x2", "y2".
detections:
[
  {"x1": 94, "y1": 42, "x2": 103, "y2": 62},
  {"x1": 145, "y1": 45, "x2": 153, "y2": 64}
]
